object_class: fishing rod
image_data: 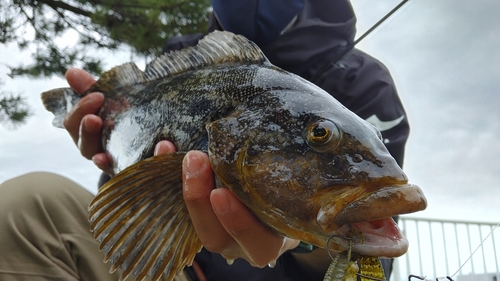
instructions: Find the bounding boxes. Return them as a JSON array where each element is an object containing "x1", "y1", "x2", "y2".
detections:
[
  {"x1": 353, "y1": 0, "x2": 411, "y2": 47},
  {"x1": 310, "y1": 0, "x2": 411, "y2": 82}
]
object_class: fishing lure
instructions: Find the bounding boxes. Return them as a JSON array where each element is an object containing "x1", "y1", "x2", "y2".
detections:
[
  {"x1": 357, "y1": 256, "x2": 386, "y2": 281},
  {"x1": 322, "y1": 253, "x2": 388, "y2": 281},
  {"x1": 323, "y1": 235, "x2": 387, "y2": 281},
  {"x1": 322, "y1": 251, "x2": 356, "y2": 281}
]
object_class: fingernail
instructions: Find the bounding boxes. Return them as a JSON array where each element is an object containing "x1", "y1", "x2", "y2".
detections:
[
  {"x1": 82, "y1": 92, "x2": 102, "y2": 105},
  {"x1": 81, "y1": 116, "x2": 93, "y2": 133},
  {"x1": 184, "y1": 151, "x2": 205, "y2": 177},
  {"x1": 92, "y1": 154, "x2": 103, "y2": 168},
  {"x1": 154, "y1": 143, "x2": 161, "y2": 155},
  {"x1": 88, "y1": 91, "x2": 101, "y2": 98},
  {"x1": 211, "y1": 189, "x2": 231, "y2": 215}
]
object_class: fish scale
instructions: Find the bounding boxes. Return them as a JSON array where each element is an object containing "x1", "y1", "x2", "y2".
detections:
[{"x1": 42, "y1": 31, "x2": 426, "y2": 281}]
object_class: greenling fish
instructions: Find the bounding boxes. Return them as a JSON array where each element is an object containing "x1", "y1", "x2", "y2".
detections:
[{"x1": 41, "y1": 31, "x2": 427, "y2": 281}]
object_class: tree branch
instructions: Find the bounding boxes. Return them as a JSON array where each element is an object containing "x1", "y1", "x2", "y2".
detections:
[
  {"x1": 38, "y1": 0, "x2": 92, "y2": 17},
  {"x1": 88, "y1": 0, "x2": 191, "y2": 12}
]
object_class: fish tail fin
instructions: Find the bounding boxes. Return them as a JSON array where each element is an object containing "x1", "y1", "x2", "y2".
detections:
[
  {"x1": 88, "y1": 152, "x2": 203, "y2": 281},
  {"x1": 41, "y1": 88, "x2": 81, "y2": 128}
]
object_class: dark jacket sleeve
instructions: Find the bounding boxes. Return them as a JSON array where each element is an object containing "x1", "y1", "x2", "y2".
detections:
[
  {"x1": 193, "y1": 248, "x2": 319, "y2": 281},
  {"x1": 211, "y1": 0, "x2": 304, "y2": 46}
]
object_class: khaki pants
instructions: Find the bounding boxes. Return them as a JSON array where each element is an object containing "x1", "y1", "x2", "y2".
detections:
[{"x1": 0, "y1": 172, "x2": 190, "y2": 281}]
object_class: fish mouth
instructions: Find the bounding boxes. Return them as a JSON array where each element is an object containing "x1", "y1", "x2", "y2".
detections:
[
  {"x1": 331, "y1": 218, "x2": 408, "y2": 258},
  {"x1": 319, "y1": 184, "x2": 427, "y2": 257}
]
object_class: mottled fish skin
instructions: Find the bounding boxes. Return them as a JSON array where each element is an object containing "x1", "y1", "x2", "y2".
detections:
[{"x1": 41, "y1": 31, "x2": 427, "y2": 281}]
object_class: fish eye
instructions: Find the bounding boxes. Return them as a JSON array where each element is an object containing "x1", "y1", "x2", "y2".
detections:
[{"x1": 305, "y1": 120, "x2": 341, "y2": 152}]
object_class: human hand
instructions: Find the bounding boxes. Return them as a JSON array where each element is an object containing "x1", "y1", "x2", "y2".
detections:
[
  {"x1": 154, "y1": 140, "x2": 300, "y2": 267},
  {"x1": 64, "y1": 68, "x2": 112, "y2": 173}
]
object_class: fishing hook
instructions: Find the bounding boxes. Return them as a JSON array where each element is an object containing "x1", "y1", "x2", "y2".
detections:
[
  {"x1": 325, "y1": 234, "x2": 352, "y2": 261},
  {"x1": 325, "y1": 234, "x2": 390, "y2": 281}
]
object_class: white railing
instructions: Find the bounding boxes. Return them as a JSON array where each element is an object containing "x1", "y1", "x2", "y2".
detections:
[{"x1": 391, "y1": 217, "x2": 500, "y2": 281}]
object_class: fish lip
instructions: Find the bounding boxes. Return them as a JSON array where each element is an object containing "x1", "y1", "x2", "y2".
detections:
[
  {"x1": 319, "y1": 184, "x2": 426, "y2": 257},
  {"x1": 332, "y1": 184, "x2": 427, "y2": 227},
  {"x1": 331, "y1": 218, "x2": 410, "y2": 258}
]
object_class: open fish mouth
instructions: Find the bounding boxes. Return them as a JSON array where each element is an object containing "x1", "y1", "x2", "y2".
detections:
[
  {"x1": 332, "y1": 217, "x2": 408, "y2": 258},
  {"x1": 321, "y1": 184, "x2": 427, "y2": 257}
]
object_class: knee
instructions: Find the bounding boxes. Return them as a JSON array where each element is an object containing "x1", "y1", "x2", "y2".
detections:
[
  {"x1": 0, "y1": 172, "x2": 94, "y2": 215},
  {"x1": 2, "y1": 172, "x2": 77, "y2": 197}
]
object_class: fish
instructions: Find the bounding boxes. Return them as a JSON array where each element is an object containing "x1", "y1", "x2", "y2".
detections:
[{"x1": 41, "y1": 30, "x2": 427, "y2": 281}]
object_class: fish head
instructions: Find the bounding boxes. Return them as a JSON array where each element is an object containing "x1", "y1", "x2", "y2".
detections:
[{"x1": 207, "y1": 73, "x2": 426, "y2": 258}]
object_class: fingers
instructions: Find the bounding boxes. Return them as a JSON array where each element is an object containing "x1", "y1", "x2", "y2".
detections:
[
  {"x1": 154, "y1": 140, "x2": 177, "y2": 155},
  {"x1": 182, "y1": 150, "x2": 299, "y2": 267},
  {"x1": 91, "y1": 153, "x2": 113, "y2": 174},
  {"x1": 66, "y1": 68, "x2": 96, "y2": 93},
  {"x1": 63, "y1": 93, "x2": 104, "y2": 146},
  {"x1": 64, "y1": 68, "x2": 105, "y2": 161},
  {"x1": 211, "y1": 188, "x2": 299, "y2": 267},
  {"x1": 182, "y1": 151, "x2": 241, "y2": 258},
  {"x1": 77, "y1": 113, "x2": 104, "y2": 158}
]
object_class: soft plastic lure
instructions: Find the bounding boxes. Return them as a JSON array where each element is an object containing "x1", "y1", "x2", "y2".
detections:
[
  {"x1": 323, "y1": 234, "x2": 386, "y2": 281},
  {"x1": 323, "y1": 253, "x2": 386, "y2": 281},
  {"x1": 322, "y1": 252, "x2": 357, "y2": 281}
]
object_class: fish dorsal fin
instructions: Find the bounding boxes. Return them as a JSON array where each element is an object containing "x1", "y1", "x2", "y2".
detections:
[
  {"x1": 145, "y1": 30, "x2": 268, "y2": 80},
  {"x1": 91, "y1": 62, "x2": 148, "y2": 92},
  {"x1": 88, "y1": 152, "x2": 203, "y2": 281}
]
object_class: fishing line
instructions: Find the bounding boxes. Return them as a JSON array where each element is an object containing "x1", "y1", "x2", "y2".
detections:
[
  {"x1": 352, "y1": 0, "x2": 411, "y2": 46},
  {"x1": 408, "y1": 221, "x2": 500, "y2": 280},
  {"x1": 310, "y1": 0, "x2": 413, "y2": 83},
  {"x1": 448, "y1": 221, "x2": 500, "y2": 278}
]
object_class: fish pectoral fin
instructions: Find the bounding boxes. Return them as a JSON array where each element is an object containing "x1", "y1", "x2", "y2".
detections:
[{"x1": 88, "y1": 152, "x2": 203, "y2": 281}]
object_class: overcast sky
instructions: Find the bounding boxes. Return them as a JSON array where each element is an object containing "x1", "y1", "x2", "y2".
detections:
[{"x1": 1, "y1": 0, "x2": 499, "y2": 227}]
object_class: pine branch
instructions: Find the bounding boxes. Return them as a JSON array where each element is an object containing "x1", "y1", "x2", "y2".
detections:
[{"x1": 38, "y1": 0, "x2": 92, "y2": 17}]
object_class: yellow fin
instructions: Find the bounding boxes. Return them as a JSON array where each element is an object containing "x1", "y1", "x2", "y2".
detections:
[{"x1": 88, "y1": 152, "x2": 203, "y2": 281}]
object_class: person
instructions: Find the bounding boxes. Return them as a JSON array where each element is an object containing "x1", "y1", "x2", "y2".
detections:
[{"x1": 0, "y1": 0, "x2": 409, "y2": 280}]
